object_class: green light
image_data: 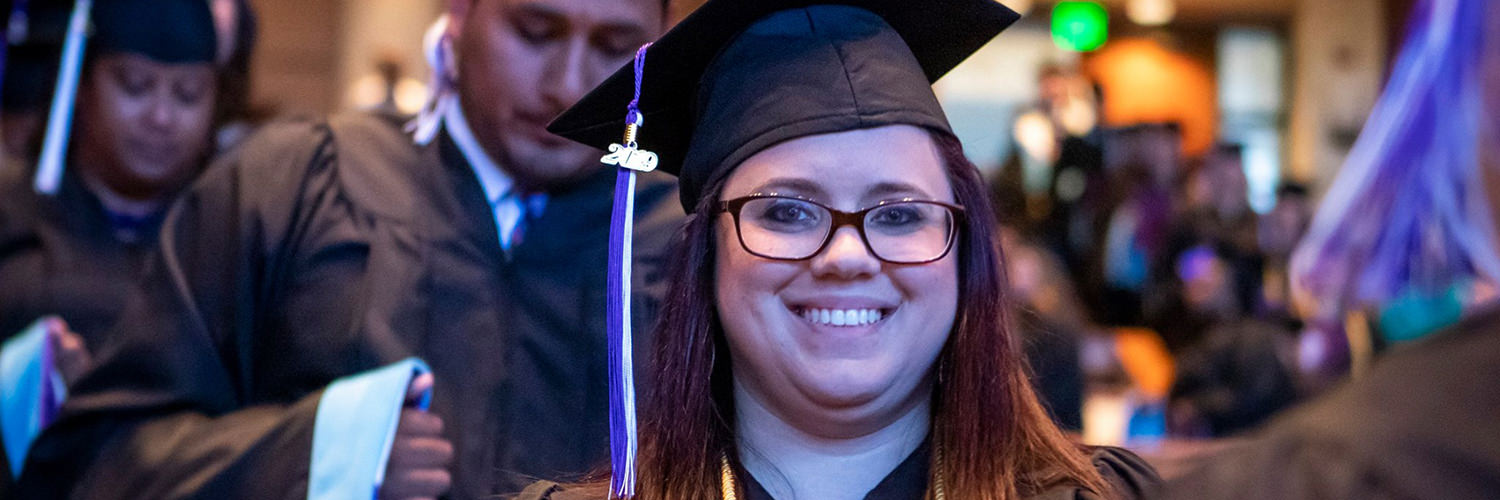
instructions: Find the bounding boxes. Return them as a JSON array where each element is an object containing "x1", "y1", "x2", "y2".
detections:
[{"x1": 1052, "y1": 1, "x2": 1108, "y2": 52}]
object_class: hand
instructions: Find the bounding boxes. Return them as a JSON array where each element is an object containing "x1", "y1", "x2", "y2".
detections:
[
  {"x1": 45, "y1": 317, "x2": 92, "y2": 387},
  {"x1": 378, "y1": 373, "x2": 453, "y2": 500}
]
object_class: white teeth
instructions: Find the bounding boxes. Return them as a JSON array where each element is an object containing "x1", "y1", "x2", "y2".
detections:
[{"x1": 799, "y1": 308, "x2": 885, "y2": 327}]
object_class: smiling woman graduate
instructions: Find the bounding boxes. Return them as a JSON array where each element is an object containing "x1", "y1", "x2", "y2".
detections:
[{"x1": 529, "y1": 0, "x2": 1162, "y2": 499}]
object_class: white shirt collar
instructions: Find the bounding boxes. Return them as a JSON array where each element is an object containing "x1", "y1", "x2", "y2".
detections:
[{"x1": 441, "y1": 95, "x2": 512, "y2": 204}]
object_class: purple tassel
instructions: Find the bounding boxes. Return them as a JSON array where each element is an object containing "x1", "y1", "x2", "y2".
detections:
[
  {"x1": 1289, "y1": 0, "x2": 1500, "y2": 320},
  {"x1": 607, "y1": 43, "x2": 652, "y2": 499}
]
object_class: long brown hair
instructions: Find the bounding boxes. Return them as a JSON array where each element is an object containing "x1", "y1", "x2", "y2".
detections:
[{"x1": 633, "y1": 129, "x2": 1110, "y2": 499}]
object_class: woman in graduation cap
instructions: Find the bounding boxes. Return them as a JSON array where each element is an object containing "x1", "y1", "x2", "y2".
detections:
[
  {"x1": 0, "y1": 0, "x2": 229, "y2": 483},
  {"x1": 1, "y1": 0, "x2": 225, "y2": 336},
  {"x1": 535, "y1": 0, "x2": 1161, "y2": 498}
]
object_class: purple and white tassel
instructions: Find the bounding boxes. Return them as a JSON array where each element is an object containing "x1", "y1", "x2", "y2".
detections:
[{"x1": 603, "y1": 43, "x2": 655, "y2": 499}]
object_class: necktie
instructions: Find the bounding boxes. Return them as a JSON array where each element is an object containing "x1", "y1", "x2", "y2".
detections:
[{"x1": 493, "y1": 190, "x2": 543, "y2": 251}]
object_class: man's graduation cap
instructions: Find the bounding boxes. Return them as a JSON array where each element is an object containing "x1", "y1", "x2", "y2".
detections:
[
  {"x1": 31, "y1": 0, "x2": 216, "y2": 195},
  {"x1": 547, "y1": 0, "x2": 1018, "y2": 496}
]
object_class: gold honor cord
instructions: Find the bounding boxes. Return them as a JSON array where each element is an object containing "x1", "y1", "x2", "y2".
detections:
[
  {"x1": 718, "y1": 445, "x2": 947, "y2": 500},
  {"x1": 720, "y1": 454, "x2": 739, "y2": 500}
]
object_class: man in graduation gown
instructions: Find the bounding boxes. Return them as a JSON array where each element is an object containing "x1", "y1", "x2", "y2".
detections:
[
  {"x1": 1, "y1": 0, "x2": 230, "y2": 491},
  {"x1": 18, "y1": 0, "x2": 679, "y2": 498},
  {"x1": 1162, "y1": 0, "x2": 1500, "y2": 497}
]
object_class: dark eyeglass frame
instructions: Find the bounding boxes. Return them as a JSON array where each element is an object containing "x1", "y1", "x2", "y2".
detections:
[{"x1": 715, "y1": 193, "x2": 966, "y2": 265}]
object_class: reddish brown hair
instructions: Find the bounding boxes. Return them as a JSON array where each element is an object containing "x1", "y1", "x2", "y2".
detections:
[{"x1": 633, "y1": 130, "x2": 1109, "y2": 499}]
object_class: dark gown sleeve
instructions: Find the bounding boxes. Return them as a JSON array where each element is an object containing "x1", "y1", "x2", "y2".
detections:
[
  {"x1": 1027, "y1": 447, "x2": 1163, "y2": 500},
  {"x1": 1157, "y1": 434, "x2": 1369, "y2": 500},
  {"x1": 1159, "y1": 310, "x2": 1500, "y2": 500},
  {"x1": 15, "y1": 119, "x2": 362, "y2": 499},
  {"x1": 517, "y1": 447, "x2": 1162, "y2": 500},
  {"x1": 512, "y1": 480, "x2": 607, "y2": 500},
  {"x1": 1089, "y1": 447, "x2": 1162, "y2": 500}
]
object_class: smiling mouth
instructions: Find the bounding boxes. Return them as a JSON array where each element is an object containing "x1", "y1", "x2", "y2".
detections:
[{"x1": 791, "y1": 306, "x2": 894, "y2": 327}]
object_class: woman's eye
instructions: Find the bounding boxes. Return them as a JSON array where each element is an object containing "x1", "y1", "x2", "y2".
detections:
[
  {"x1": 172, "y1": 79, "x2": 209, "y2": 105},
  {"x1": 766, "y1": 203, "x2": 813, "y2": 223},
  {"x1": 870, "y1": 206, "x2": 923, "y2": 226},
  {"x1": 114, "y1": 69, "x2": 153, "y2": 95},
  {"x1": 750, "y1": 199, "x2": 824, "y2": 232}
]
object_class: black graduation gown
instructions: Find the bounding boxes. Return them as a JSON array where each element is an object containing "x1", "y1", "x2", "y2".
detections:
[
  {"x1": 17, "y1": 112, "x2": 683, "y2": 499},
  {"x1": 1162, "y1": 305, "x2": 1500, "y2": 499},
  {"x1": 520, "y1": 445, "x2": 1160, "y2": 500},
  {"x1": 0, "y1": 165, "x2": 160, "y2": 494},
  {"x1": 0, "y1": 166, "x2": 155, "y2": 344}
]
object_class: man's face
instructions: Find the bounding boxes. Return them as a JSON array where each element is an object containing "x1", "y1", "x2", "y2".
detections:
[
  {"x1": 449, "y1": 0, "x2": 662, "y2": 190},
  {"x1": 74, "y1": 53, "x2": 217, "y2": 200}
]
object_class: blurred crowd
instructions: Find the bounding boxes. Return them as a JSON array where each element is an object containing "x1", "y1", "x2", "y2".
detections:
[{"x1": 988, "y1": 64, "x2": 1318, "y2": 446}]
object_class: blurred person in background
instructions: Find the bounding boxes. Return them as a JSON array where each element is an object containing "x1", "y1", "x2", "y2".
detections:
[
  {"x1": 1, "y1": 0, "x2": 254, "y2": 164},
  {"x1": 1255, "y1": 182, "x2": 1312, "y2": 326},
  {"x1": 208, "y1": 0, "x2": 259, "y2": 152},
  {"x1": 0, "y1": 0, "x2": 242, "y2": 489},
  {"x1": 18, "y1": 0, "x2": 679, "y2": 498},
  {"x1": 1164, "y1": 0, "x2": 1500, "y2": 496},
  {"x1": 1007, "y1": 65, "x2": 1112, "y2": 310},
  {"x1": 1161, "y1": 245, "x2": 1300, "y2": 440},
  {"x1": 1147, "y1": 147, "x2": 1302, "y2": 441},
  {"x1": 1096, "y1": 160, "x2": 1171, "y2": 327},
  {"x1": 1077, "y1": 123, "x2": 1179, "y2": 328},
  {"x1": 1000, "y1": 224, "x2": 1091, "y2": 431},
  {"x1": 1147, "y1": 144, "x2": 1264, "y2": 352},
  {"x1": 1166, "y1": 316, "x2": 1300, "y2": 439}
]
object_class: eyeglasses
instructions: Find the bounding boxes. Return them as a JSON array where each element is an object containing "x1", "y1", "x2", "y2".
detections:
[{"x1": 716, "y1": 194, "x2": 964, "y2": 265}]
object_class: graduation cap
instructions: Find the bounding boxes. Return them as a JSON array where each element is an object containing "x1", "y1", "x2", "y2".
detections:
[
  {"x1": 547, "y1": 0, "x2": 1018, "y2": 496},
  {"x1": 31, "y1": 0, "x2": 216, "y2": 195},
  {"x1": 550, "y1": 0, "x2": 1020, "y2": 211}
]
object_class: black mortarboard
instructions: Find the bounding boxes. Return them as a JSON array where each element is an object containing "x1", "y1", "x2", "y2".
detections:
[
  {"x1": 549, "y1": 0, "x2": 1020, "y2": 210},
  {"x1": 91, "y1": 0, "x2": 217, "y2": 64}
]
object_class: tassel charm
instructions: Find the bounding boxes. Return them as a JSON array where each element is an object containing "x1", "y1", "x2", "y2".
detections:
[{"x1": 602, "y1": 114, "x2": 659, "y2": 172}]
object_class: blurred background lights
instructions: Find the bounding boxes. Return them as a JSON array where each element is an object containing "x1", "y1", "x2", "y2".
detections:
[
  {"x1": 1127, "y1": 0, "x2": 1177, "y2": 27},
  {"x1": 997, "y1": 0, "x2": 1035, "y2": 16},
  {"x1": 1052, "y1": 1, "x2": 1109, "y2": 52}
]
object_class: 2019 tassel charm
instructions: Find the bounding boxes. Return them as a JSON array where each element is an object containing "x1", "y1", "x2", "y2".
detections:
[{"x1": 601, "y1": 101, "x2": 659, "y2": 172}]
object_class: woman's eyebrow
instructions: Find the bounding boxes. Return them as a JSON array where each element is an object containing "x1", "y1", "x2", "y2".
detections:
[
  {"x1": 752, "y1": 177, "x2": 827, "y2": 198},
  {"x1": 864, "y1": 181, "x2": 933, "y2": 200}
]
